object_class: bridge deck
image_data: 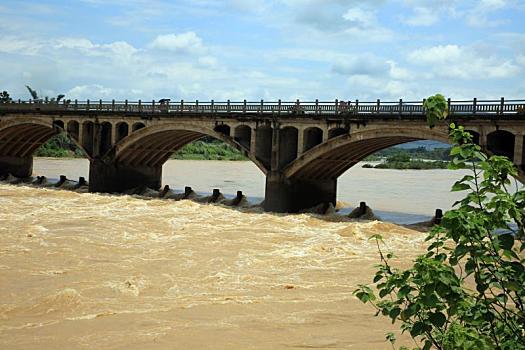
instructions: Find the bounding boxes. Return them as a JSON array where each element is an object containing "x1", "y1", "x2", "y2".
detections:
[{"x1": 1, "y1": 99, "x2": 524, "y2": 119}]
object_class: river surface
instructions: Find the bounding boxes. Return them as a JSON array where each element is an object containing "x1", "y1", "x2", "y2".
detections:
[
  {"x1": 31, "y1": 158, "x2": 471, "y2": 223},
  {"x1": 1, "y1": 158, "x2": 472, "y2": 349}
]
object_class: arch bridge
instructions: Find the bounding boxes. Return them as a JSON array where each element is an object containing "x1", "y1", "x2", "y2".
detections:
[{"x1": 1, "y1": 98, "x2": 524, "y2": 212}]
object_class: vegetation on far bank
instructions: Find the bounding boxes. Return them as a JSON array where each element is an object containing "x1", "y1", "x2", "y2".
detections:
[
  {"x1": 34, "y1": 133, "x2": 247, "y2": 160},
  {"x1": 364, "y1": 146, "x2": 451, "y2": 162},
  {"x1": 363, "y1": 151, "x2": 450, "y2": 170},
  {"x1": 172, "y1": 139, "x2": 247, "y2": 160}
]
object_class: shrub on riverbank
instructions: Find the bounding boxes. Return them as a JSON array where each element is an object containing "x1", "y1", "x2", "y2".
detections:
[
  {"x1": 35, "y1": 133, "x2": 84, "y2": 158},
  {"x1": 363, "y1": 152, "x2": 449, "y2": 170},
  {"x1": 172, "y1": 140, "x2": 247, "y2": 160},
  {"x1": 355, "y1": 124, "x2": 525, "y2": 349},
  {"x1": 34, "y1": 134, "x2": 247, "y2": 160}
]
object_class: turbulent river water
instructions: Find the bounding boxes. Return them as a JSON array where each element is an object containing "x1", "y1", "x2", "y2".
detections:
[{"x1": 1, "y1": 158, "x2": 471, "y2": 349}]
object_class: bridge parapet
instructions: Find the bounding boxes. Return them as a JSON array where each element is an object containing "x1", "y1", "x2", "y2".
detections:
[{"x1": 2, "y1": 98, "x2": 525, "y2": 119}]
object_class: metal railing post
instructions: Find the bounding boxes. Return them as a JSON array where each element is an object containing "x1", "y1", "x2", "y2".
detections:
[
  {"x1": 278, "y1": 99, "x2": 281, "y2": 115},
  {"x1": 243, "y1": 99, "x2": 246, "y2": 113},
  {"x1": 211, "y1": 99, "x2": 214, "y2": 113},
  {"x1": 196, "y1": 100, "x2": 199, "y2": 113},
  {"x1": 87, "y1": 99, "x2": 90, "y2": 111},
  {"x1": 112, "y1": 99, "x2": 115, "y2": 111},
  {"x1": 74, "y1": 99, "x2": 78, "y2": 111},
  {"x1": 473, "y1": 98, "x2": 477, "y2": 115},
  {"x1": 355, "y1": 99, "x2": 359, "y2": 115},
  {"x1": 260, "y1": 99, "x2": 264, "y2": 114},
  {"x1": 315, "y1": 99, "x2": 319, "y2": 115},
  {"x1": 181, "y1": 99, "x2": 184, "y2": 113},
  {"x1": 335, "y1": 99, "x2": 339, "y2": 115},
  {"x1": 227, "y1": 99, "x2": 230, "y2": 113},
  {"x1": 152, "y1": 99, "x2": 155, "y2": 112},
  {"x1": 376, "y1": 99, "x2": 380, "y2": 114},
  {"x1": 125, "y1": 99, "x2": 128, "y2": 112},
  {"x1": 500, "y1": 97, "x2": 505, "y2": 115},
  {"x1": 399, "y1": 98, "x2": 403, "y2": 117},
  {"x1": 447, "y1": 98, "x2": 451, "y2": 116},
  {"x1": 99, "y1": 99, "x2": 102, "y2": 111}
]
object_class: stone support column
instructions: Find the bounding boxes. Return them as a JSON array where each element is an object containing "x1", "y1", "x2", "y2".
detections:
[
  {"x1": 111, "y1": 123, "x2": 117, "y2": 147},
  {"x1": 92, "y1": 123, "x2": 101, "y2": 158},
  {"x1": 514, "y1": 133, "x2": 524, "y2": 166},
  {"x1": 270, "y1": 126, "x2": 280, "y2": 171},
  {"x1": 297, "y1": 128, "x2": 304, "y2": 156},
  {"x1": 250, "y1": 127, "x2": 256, "y2": 156}
]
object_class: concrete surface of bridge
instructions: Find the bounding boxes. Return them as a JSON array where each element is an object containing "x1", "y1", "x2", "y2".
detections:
[{"x1": 1, "y1": 98, "x2": 524, "y2": 212}]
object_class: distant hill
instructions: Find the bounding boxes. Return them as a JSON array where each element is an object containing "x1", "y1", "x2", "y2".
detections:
[{"x1": 395, "y1": 140, "x2": 450, "y2": 150}]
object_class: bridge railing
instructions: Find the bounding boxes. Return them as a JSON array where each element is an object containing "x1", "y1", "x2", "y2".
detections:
[{"x1": 1, "y1": 98, "x2": 524, "y2": 118}]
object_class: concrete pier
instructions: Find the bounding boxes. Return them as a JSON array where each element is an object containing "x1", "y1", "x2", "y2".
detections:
[
  {"x1": 88, "y1": 160, "x2": 162, "y2": 193},
  {"x1": 0, "y1": 156, "x2": 33, "y2": 178},
  {"x1": 263, "y1": 172, "x2": 336, "y2": 213}
]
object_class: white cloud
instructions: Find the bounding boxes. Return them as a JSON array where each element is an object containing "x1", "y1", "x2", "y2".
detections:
[
  {"x1": 408, "y1": 44, "x2": 521, "y2": 79},
  {"x1": 466, "y1": 0, "x2": 508, "y2": 27},
  {"x1": 149, "y1": 32, "x2": 204, "y2": 54},
  {"x1": 332, "y1": 54, "x2": 390, "y2": 76},
  {"x1": 342, "y1": 8, "x2": 376, "y2": 28},
  {"x1": 408, "y1": 45, "x2": 462, "y2": 63},
  {"x1": 402, "y1": 7, "x2": 440, "y2": 26}
]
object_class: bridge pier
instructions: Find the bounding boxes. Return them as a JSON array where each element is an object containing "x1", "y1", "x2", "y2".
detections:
[
  {"x1": 0, "y1": 155, "x2": 33, "y2": 178},
  {"x1": 88, "y1": 159, "x2": 162, "y2": 193},
  {"x1": 263, "y1": 172, "x2": 337, "y2": 213}
]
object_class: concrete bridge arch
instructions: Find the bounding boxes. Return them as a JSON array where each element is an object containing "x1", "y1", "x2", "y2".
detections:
[
  {"x1": 0, "y1": 117, "x2": 90, "y2": 177},
  {"x1": 111, "y1": 122, "x2": 267, "y2": 172},
  {"x1": 284, "y1": 126, "x2": 451, "y2": 180},
  {"x1": 89, "y1": 121, "x2": 269, "y2": 192}
]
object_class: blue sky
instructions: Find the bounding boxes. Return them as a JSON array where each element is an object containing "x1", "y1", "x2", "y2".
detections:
[{"x1": 1, "y1": 0, "x2": 524, "y2": 101}]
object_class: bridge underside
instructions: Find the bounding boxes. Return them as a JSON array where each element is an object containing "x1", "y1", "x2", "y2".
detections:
[
  {"x1": 0, "y1": 124, "x2": 58, "y2": 177},
  {"x1": 90, "y1": 130, "x2": 206, "y2": 192},
  {"x1": 288, "y1": 136, "x2": 419, "y2": 179}
]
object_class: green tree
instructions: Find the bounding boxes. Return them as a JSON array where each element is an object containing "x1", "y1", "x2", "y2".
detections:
[
  {"x1": 25, "y1": 85, "x2": 65, "y2": 103},
  {"x1": 0, "y1": 90, "x2": 11, "y2": 103},
  {"x1": 354, "y1": 97, "x2": 525, "y2": 349},
  {"x1": 424, "y1": 94, "x2": 448, "y2": 128},
  {"x1": 387, "y1": 152, "x2": 411, "y2": 163}
]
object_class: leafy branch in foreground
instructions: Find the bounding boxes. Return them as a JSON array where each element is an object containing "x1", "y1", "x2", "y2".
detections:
[{"x1": 354, "y1": 124, "x2": 525, "y2": 350}]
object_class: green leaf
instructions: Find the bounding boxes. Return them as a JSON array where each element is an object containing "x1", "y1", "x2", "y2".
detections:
[
  {"x1": 410, "y1": 321, "x2": 427, "y2": 337},
  {"x1": 451, "y1": 181, "x2": 471, "y2": 192},
  {"x1": 429, "y1": 312, "x2": 446, "y2": 328},
  {"x1": 497, "y1": 233, "x2": 514, "y2": 251}
]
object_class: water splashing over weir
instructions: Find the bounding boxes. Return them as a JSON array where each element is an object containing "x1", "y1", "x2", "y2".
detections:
[{"x1": 0, "y1": 158, "x2": 475, "y2": 349}]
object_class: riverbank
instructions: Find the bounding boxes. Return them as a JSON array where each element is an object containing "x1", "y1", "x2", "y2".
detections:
[{"x1": 362, "y1": 160, "x2": 449, "y2": 170}]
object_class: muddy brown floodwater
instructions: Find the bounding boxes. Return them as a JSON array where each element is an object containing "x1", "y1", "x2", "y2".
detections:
[{"x1": 0, "y1": 158, "x2": 472, "y2": 349}]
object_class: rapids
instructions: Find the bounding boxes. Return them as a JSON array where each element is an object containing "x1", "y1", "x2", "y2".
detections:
[{"x1": 0, "y1": 158, "x2": 471, "y2": 349}]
